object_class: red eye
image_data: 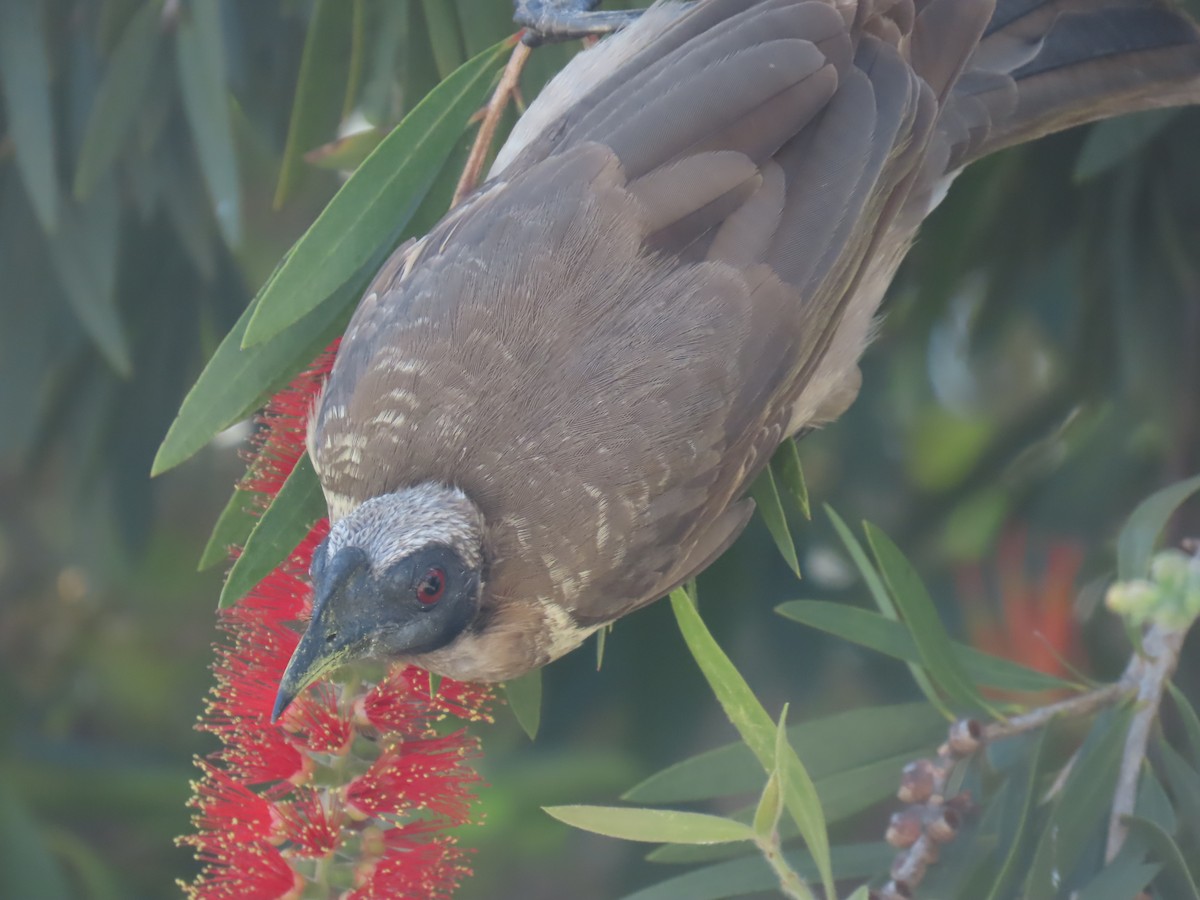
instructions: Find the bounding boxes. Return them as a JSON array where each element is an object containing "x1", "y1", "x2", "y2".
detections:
[{"x1": 415, "y1": 567, "x2": 446, "y2": 605}]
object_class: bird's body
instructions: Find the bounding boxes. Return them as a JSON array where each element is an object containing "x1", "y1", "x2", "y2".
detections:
[{"x1": 275, "y1": 0, "x2": 1200, "y2": 713}]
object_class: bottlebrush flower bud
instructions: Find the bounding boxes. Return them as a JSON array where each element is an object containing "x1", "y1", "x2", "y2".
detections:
[
  {"x1": 926, "y1": 806, "x2": 960, "y2": 844},
  {"x1": 887, "y1": 807, "x2": 924, "y2": 848},
  {"x1": 897, "y1": 758, "x2": 942, "y2": 803},
  {"x1": 946, "y1": 718, "x2": 983, "y2": 757}
]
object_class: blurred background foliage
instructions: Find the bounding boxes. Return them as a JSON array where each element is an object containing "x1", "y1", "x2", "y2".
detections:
[{"x1": 0, "y1": 0, "x2": 1198, "y2": 897}]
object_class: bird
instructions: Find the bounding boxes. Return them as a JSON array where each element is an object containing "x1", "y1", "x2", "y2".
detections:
[{"x1": 272, "y1": 0, "x2": 1200, "y2": 720}]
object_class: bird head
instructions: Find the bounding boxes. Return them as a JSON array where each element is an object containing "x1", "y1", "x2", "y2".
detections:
[{"x1": 272, "y1": 483, "x2": 485, "y2": 721}]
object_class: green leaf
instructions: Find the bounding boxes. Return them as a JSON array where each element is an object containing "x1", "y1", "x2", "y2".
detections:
[
  {"x1": 669, "y1": 590, "x2": 834, "y2": 899},
  {"x1": 750, "y1": 465, "x2": 801, "y2": 578},
  {"x1": 175, "y1": 0, "x2": 241, "y2": 246},
  {"x1": 771, "y1": 437, "x2": 810, "y2": 520},
  {"x1": 47, "y1": 179, "x2": 130, "y2": 375},
  {"x1": 1074, "y1": 109, "x2": 1178, "y2": 182},
  {"x1": 198, "y1": 486, "x2": 258, "y2": 571},
  {"x1": 1168, "y1": 682, "x2": 1200, "y2": 771},
  {"x1": 647, "y1": 747, "x2": 932, "y2": 865},
  {"x1": 504, "y1": 668, "x2": 542, "y2": 740},
  {"x1": 1075, "y1": 860, "x2": 1161, "y2": 900},
  {"x1": 1117, "y1": 473, "x2": 1200, "y2": 581},
  {"x1": 453, "y1": 0, "x2": 518, "y2": 56},
  {"x1": 0, "y1": 0, "x2": 59, "y2": 232},
  {"x1": 545, "y1": 805, "x2": 754, "y2": 845},
  {"x1": 752, "y1": 770, "x2": 782, "y2": 842},
  {"x1": 984, "y1": 727, "x2": 1053, "y2": 900},
  {"x1": 1157, "y1": 740, "x2": 1200, "y2": 840},
  {"x1": 753, "y1": 708, "x2": 788, "y2": 841},
  {"x1": 865, "y1": 521, "x2": 994, "y2": 716},
  {"x1": 73, "y1": 1, "x2": 162, "y2": 200},
  {"x1": 0, "y1": 780, "x2": 73, "y2": 900},
  {"x1": 623, "y1": 842, "x2": 894, "y2": 900},
  {"x1": 826, "y1": 506, "x2": 952, "y2": 717},
  {"x1": 273, "y1": 0, "x2": 353, "y2": 208},
  {"x1": 152, "y1": 270, "x2": 356, "y2": 476},
  {"x1": 1024, "y1": 707, "x2": 1133, "y2": 899},
  {"x1": 218, "y1": 454, "x2": 325, "y2": 608},
  {"x1": 419, "y1": 0, "x2": 466, "y2": 80},
  {"x1": 242, "y1": 38, "x2": 509, "y2": 347},
  {"x1": 343, "y1": 0, "x2": 367, "y2": 118},
  {"x1": 626, "y1": 701, "x2": 944, "y2": 805},
  {"x1": 303, "y1": 127, "x2": 385, "y2": 171},
  {"x1": 1135, "y1": 765, "x2": 1177, "y2": 835},
  {"x1": 358, "y1": 0, "x2": 406, "y2": 125},
  {"x1": 776, "y1": 600, "x2": 1076, "y2": 694},
  {"x1": 1124, "y1": 815, "x2": 1200, "y2": 900}
]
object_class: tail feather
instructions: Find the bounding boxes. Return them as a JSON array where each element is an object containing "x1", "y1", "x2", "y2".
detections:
[{"x1": 944, "y1": 0, "x2": 1200, "y2": 166}]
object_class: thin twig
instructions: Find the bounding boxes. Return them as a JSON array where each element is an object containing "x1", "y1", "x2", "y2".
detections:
[
  {"x1": 983, "y1": 681, "x2": 1129, "y2": 743},
  {"x1": 451, "y1": 38, "x2": 533, "y2": 207},
  {"x1": 1106, "y1": 621, "x2": 1187, "y2": 861}
]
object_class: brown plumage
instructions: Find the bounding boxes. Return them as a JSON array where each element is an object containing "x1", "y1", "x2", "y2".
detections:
[{"x1": 274, "y1": 0, "x2": 1200, "y2": 716}]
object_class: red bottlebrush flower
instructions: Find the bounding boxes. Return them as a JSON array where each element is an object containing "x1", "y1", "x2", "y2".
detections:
[
  {"x1": 346, "y1": 732, "x2": 481, "y2": 822},
  {"x1": 180, "y1": 347, "x2": 492, "y2": 899},
  {"x1": 347, "y1": 825, "x2": 474, "y2": 900},
  {"x1": 279, "y1": 682, "x2": 354, "y2": 755},
  {"x1": 275, "y1": 787, "x2": 344, "y2": 857},
  {"x1": 956, "y1": 527, "x2": 1088, "y2": 699}
]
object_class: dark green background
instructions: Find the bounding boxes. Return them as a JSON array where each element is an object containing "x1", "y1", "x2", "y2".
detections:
[{"x1": 1, "y1": 1, "x2": 1198, "y2": 897}]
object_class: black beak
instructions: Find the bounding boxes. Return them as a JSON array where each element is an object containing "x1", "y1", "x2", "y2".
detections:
[{"x1": 271, "y1": 547, "x2": 368, "y2": 722}]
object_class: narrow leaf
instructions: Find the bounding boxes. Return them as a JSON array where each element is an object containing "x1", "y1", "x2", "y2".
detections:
[
  {"x1": 343, "y1": 0, "x2": 366, "y2": 118},
  {"x1": 74, "y1": 1, "x2": 162, "y2": 200},
  {"x1": 242, "y1": 38, "x2": 509, "y2": 347},
  {"x1": 545, "y1": 806, "x2": 754, "y2": 845},
  {"x1": 1157, "y1": 740, "x2": 1200, "y2": 840},
  {"x1": 752, "y1": 771, "x2": 783, "y2": 842},
  {"x1": 625, "y1": 701, "x2": 944, "y2": 805},
  {"x1": 152, "y1": 270, "x2": 356, "y2": 476},
  {"x1": 1024, "y1": 707, "x2": 1133, "y2": 899},
  {"x1": 419, "y1": 0, "x2": 466, "y2": 80},
  {"x1": 218, "y1": 455, "x2": 325, "y2": 608},
  {"x1": 776, "y1": 600, "x2": 1075, "y2": 694},
  {"x1": 771, "y1": 437, "x2": 810, "y2": 519},
  {"x1": 750, "y1": 466, "x2": 801, "y2": 578},
  {"x1": 1116, "y1": 473, "x2": 1200, "y2": 580},
  {"x1": 175, "y1": 0, "x2": 241, "y2": 246},
  {"x1": 753, "y1": 708, "x2": 788, "y2": 840},
  {"x1": 826, "y1": 506, "x2": 953, "y2": 717},
  {"x1": 0, "y1": 0, "x2": 59, "y2": 231},
  {"x1": 646, "y1": 746, "x2": 935, "y2": 865},
  {"x1": 452, "y1": 0, "x2": 518, "y2": 56},
  {"x1": 1124, "y1": 816, "x2": 1200, "y2": 900},
  {"x1": 274, "y1": 0, "x2": 353, "y2": 208},
  {"x1": 198, "y1": 486, "x2": 259, "y2": 571},
  {"x1": 1168, "y1": 682, "x2": 1200, "y2": 771},
  {"x1": 303, "y1": 127, "x2": 385, "y2": 171},
  {"x1": 623, "y1": 842, "x2": 894, "y2": 900},
  {"x1": 504, "y1": 668, "x2": 542, "y2": 740},
  {"x1": 670, "y1": 590, "x2": 834, "y2": 898},
  {"x1": 1076, "y1": 861, "x2": 1161, "y2": 900},
  {"x1": 984, "y1": 727, "x2": 1053, "y2": 900},
  {"x1": 865, "y1": 522, "x2": 993, "y2": 715},
  {"x1": 47, "y1": 179, "x2": 130, "y2": 374}
]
